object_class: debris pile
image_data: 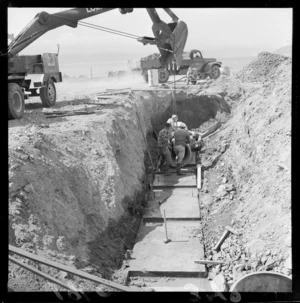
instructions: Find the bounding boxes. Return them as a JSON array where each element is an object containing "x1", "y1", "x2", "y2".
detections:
[
  {"x1": 205, "y1": 226, "x2": 292, "y2": 290},
  {"x1": 236, "y1": 51, "x2": 291, "y2": 83},
  {"x1": 198, "y1": 51, "x2": 291, "y2": 291}
]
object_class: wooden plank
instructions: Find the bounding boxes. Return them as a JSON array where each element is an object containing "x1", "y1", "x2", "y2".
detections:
[
  {"x1": 105, "y1": 87, "x2": 131, "y2": 91},
  {"x1": 194, "y1": 260, "x2": 224, "y2": 265},
  {"x1": 201, "y1": 121, "x2": 221, "y2": 139},
  {"x1": 8, "y1": 245, "x2": 141, "y2": 292},
  {"x1": 225, "y1": 226, "x2": 238, "y2": 235},
  {"x1": 45, "y1": 112, "x2": 95, "y2": 118},
  {"x1": 213, "y1": 230, "x2": 230, "y2": 251},
  {"x1": 153, "y1": 174, "x2": 196, "y2": 188},
  {"x1": 197, "y1": 164, "x2": 201, "y2": 190},
  {"x1": 130, "y1": 89, "x2": 176, "y2": 92},
  {"x1": 9, "y1": 255, "x2": 73, "y2": 290}
]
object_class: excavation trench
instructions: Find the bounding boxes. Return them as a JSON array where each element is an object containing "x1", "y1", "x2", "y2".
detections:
[
  {"x1": 9, "y1": 53, "x2": 292, "y2": 292},
  {"x1": 8, "y1": 90, "x2": 232, "y2": 291}
]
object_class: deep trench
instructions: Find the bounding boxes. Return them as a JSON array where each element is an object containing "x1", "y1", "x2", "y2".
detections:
[
  {"x1": 97, "y1": 93, "x2": 232, "y2": 279},
  {"x1": 9, "y1": 92, "x2": 233, "y2": 290}
]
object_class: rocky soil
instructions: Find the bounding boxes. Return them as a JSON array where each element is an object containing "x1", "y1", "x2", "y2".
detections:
[
  {"x1": 8, "y1": 52, "x2": 291, "y2": 292},
  {"x1": 196, "y1": 52, "x2": 291, "y2": 291}
]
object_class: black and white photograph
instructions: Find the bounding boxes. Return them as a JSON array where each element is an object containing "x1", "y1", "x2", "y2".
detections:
[{"x1": 7, "y1": 6, "x2": 293, "y2": 297}]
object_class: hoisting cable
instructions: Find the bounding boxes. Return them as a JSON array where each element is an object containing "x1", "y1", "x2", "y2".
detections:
[
  {"x1": 78, "y1": 21, "x2": 175, "y2": 55},
  {"x1": 171, "y1": 37, "x2": 177, "y2": 116},
  {"x1": 78, "y1": 20, "x2": 140, "y2": 40}
]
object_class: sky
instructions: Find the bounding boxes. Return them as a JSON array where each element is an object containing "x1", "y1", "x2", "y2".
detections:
[{"x1": 7, "y1": 8, "x2": 292, "y2": 76}]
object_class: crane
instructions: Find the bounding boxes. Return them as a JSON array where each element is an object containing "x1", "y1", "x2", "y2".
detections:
[{"x1": 7, "y1": 8, "x2": 188, "y2": 119}]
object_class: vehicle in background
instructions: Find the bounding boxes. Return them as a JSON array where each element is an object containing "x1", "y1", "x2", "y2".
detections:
[
  {"x1": 140, "y1": 49, "x2": 222, "y2": 84},
  {"x1": 6, "y1": 8, "x2": 188, "y2": 119}
]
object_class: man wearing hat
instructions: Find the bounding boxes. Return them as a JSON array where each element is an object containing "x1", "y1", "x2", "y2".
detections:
[
  {"x1": 167, "y1": 114, "x2": 179, "y2": 131},
  {"x1": 173, "y1": 124, "x2": 190, "y2": 175},
  {"x1": 157, "y1": 122, "x2": 172, "y2": 176}
]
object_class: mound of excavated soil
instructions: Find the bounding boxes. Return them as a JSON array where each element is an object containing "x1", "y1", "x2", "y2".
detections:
[
  {"x1": 236, "y1": 51, "x2": 291, "y2": 83},
  {"x1": 198, "y1": 52, "x2": 291, "y2": 289}
]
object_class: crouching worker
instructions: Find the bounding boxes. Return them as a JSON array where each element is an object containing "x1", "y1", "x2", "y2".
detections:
[
  {"x1": 190, "y1": 132, "x2": 205, "y2": 152},
  {"x1": 173, "y1": 124, "x2": 190, "y2": 175},
  {"x1": 157, "y1": 122, "x2": 172, "y2": 176}
]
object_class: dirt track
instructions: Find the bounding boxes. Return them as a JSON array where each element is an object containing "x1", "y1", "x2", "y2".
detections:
[{"x1": 8, "y1": 52, "x2": 291, "y2": 291}]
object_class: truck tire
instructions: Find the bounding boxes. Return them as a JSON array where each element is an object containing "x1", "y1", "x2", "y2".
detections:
[
  {"x1": 158, "y1": 69, "x2": 169, "y2": 83},
  {"x1": 209, "y1": 65, "x2": 221, "y2": 79},
  {"x1": 40, "y1": 78, "x2": 56, "y2": 107},
  {"x1": 8, "y1": 83, "x2": 25, "y2": 120}
]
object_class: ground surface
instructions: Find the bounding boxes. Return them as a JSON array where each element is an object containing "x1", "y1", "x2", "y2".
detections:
[{"x1": 8, "y1": 52, "x2": 291, "y2": 292}]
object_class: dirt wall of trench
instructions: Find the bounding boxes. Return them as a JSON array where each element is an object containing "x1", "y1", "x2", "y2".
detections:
[
  {"x1": 197, "y1": 53, "x2": 292, "y2": 287},
  {"x1": 9, "y1": 84, "x2": 233, "y2": 290}
]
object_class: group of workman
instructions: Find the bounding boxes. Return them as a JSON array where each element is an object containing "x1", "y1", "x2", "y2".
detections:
[{"x1": 157, "y1": 114, "x2": 204, "y2": 176}]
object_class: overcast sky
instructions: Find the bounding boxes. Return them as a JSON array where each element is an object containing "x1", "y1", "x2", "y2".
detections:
[{"x1": 7, "y1": 8, "x2": 292, "y2": 60}]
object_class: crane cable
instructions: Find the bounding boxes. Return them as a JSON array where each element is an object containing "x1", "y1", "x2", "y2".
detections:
[
  {"x1": 171, "y1": 37, "x2": 177, "y2": 116},
  {"x1": 78, "y1": 20, "x2": 174, "y2": 54},
  {"x1": 78, "y1": 20, "x2": 140, "y2": 40}
]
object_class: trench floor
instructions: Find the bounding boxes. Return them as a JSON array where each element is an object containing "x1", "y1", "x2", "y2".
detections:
[{"x1": 125, "y1": 168, "x2": 212, "y2": 291}]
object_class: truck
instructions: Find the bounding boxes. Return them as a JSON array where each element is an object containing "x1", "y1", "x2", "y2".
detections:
[
  {"x1": 6, "y1": 8, "x2": 188, "y2": 119},
  {"x1": 140, "y1": 49, "x2": 222, "y2": 83}
]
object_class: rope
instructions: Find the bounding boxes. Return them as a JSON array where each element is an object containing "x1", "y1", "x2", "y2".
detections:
[{"x1": 171, "y1": 36, "x2": 177, "y2": 116}]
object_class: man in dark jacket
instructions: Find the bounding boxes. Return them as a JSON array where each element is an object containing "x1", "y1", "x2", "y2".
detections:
[
  {"x1": 173, "y1": 124, "x2": 190, "y2": 175},
  {"x1": 157, "y1": 122, "x2": 172, "y2": 176}
]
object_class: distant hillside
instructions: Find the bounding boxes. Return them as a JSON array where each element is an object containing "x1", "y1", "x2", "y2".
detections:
[{"x1": 274, "y1": 45, "x2": 291, "y2": 57}]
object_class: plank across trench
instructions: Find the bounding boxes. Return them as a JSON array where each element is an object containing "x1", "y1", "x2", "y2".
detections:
[
  {"x1": 127, "y1": 276, "x2": 212, "y2": 291},
  {"x1": 153, "y1": 173, "x2": 196, "y2": 188}
]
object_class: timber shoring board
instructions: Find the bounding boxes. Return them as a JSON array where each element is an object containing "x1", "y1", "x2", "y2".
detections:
[{"x1": 153, "y1": 173, "x2": 196, "y2": 188}]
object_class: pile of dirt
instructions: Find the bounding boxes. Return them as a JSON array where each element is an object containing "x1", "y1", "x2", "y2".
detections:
[
  {"x1": 236, "y1": 51, "x2": 291, "y2": 83},
  {"x1": 198, "y1": 52, "x2": 291, "y2": 290},
  {"x1": 141, "y1": 53, "x2": 160, "y2": 61}
]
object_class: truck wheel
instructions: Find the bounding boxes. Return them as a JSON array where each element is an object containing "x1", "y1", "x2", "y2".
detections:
[
  {"x1": 8, "y1": 83, "x2": 25, "y2": 120},
  {"x1": 158, "y1": 69, "x2": 169, "y2": 83},
  {"x1": 40, "y1": 78, "x2": 56, "y2": 107},
  {"x1": 210, "y1": 65, "x2": 221, "y2": 79}
]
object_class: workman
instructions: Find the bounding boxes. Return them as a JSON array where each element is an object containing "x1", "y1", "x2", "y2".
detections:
[
  {"x1": 157, "y1": 122, "x2": 172, "y2": 176},
  {"x1": 190, "y1": 131, "x2": 205, "y2": 152},
  {"x1": 173, "y1": 124, "x2": 190, "y2": 175},
  {"x1": 177, "y1": 121, "x2": 188, "y2": 130},
  {"x1": 167, "y1": 114, "x2": 179, "y2": 131}
]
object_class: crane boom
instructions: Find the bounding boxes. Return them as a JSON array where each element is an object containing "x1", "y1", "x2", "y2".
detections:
[
  {"x1": 8, "y1": 8, "x2": 188, "y2": 66},
  {"x1": 8, "y1": 8, "x2": 118, "y2": 58},
  {"x1": 7, "y1": 7, "x2": 188, "y2": 120}
]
